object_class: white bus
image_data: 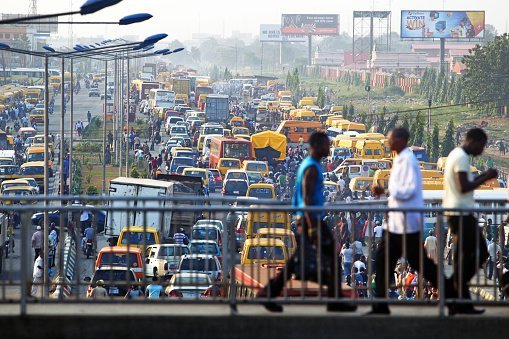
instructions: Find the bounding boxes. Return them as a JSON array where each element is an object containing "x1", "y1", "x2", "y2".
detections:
[
  {"x1": 148, "y1": 89, "x2": 175, "y2": 110},
  {"x1": 0, "y1": 68, "x2": 60, "y2": 84}
]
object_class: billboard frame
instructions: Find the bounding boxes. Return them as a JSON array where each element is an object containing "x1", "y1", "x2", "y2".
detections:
[
  {"x1": 281, "y1": 14, "x2": 339, "y2": 36},
  {"x1": 400, "y1": 10, "x2": 485, "y2": 41}
]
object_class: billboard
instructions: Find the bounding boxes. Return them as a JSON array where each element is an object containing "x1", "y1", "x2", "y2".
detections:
[
  {"x1": 281, "y1": 14, "x2": 339, "y2": 36},
  {"x1": 401, "y1": 11, "x2": 485, "y2": 39},
  {"x1": 260, "y1": 24, "x2": 307, "y2": 42}
]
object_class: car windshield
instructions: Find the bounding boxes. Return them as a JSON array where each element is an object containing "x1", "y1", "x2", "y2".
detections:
[
  {"x1": 246, "y1": 163, "x2": 267, "y2": 172},
  {"x1": 203, "y1": 126, "x2": 223, "y2": 135},
  {"x1": 3, "y1": 189, "x2": 30, "y2": 196},
  {"x1": 99, "y1": 253, "x2": 139, "y2": 267},
  {"x1": 172, "y1": 275, "x2": 211, "y2": 286},
  {"x1": 192, "y1": 228, "x2": 218, "y2": 241},
  {"x1": 158, "y1": 246, "x2": 190, "y2": 257},
  {"x1": 176, "y1": 151, "x2": 194, "y2": 158},
  {"x1": 119, "y1": 231, "x2": 156, "y2": 246},
  {"x1": 173, "y1": 158, "x2": 194, "y2": 166},
  {"x1": 28, "y1": 153, "x2": 44, "y2": 161},
  {"x1": 179, "y1": 258, "x2": 218, "y2": 271},
  {"x1": 226, "y1": 172, "x2": 247, "y2": 180},
  {"x1": 220, "y1": 160, "x2": 240, "y2": 168},
  {"x1": 93, "y1": 270, "x2": 135, "y2": 283},
  {"x1": 185, "y1": 171, "x2": 206, "y2": 180},
  {"x1": 190, "y1": 243, "x2": 220, "y2": 256},
  {"x1": 248, "y1": 188, "x2": 273, "y2": 199},
  {"x1": 0, "y1": 166, "x2": 20, "y2": 175},
  {"x1": 247, "y1": 172, "x2": 262, "y2": 183},
  {"x1": 171, "y1": 127, "x2": 187, "y2": 134},
  {"x1": 247, "y1": 246, "x2": 285, "y2": 260}
]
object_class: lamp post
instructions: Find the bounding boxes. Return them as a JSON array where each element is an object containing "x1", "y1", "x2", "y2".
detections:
[{"x1": 0, "y1": 0, "x2": 124, "y2": 25}]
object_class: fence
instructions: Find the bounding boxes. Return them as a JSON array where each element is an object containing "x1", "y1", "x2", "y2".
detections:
[{"x1": 0, "y1": 196, "x2": 507, "y2": 316}]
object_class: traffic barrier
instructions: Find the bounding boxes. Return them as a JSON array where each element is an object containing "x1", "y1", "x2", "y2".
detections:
[{"x1": 50, "y1": 236, "x2": 76, "y2": 299}]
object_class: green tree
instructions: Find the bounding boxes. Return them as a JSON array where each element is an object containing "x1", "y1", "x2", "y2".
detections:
[
  {"x1": 430, "y1": 124, "x2": 440, "y2": 162},
  {"x1": 317, "y1": 85, "x2": 326, "y2": 108},
  {"x1": 402, "y1": 113, "x2": 410, "y2": 130},
  {"x1": 385, "y1": 113, "x2": 399, "y2": 134},
  {"x1": 441, "y1": 119, "x2": 455, "y2": 156},
  {"x1": 347, "y1": 104, "x2": 355, "y2": 120},
  {"x1": 410, "y1": 111, "x2": 425, "y2": 146},
  {"x1": 378, "y1": 108, "x2": 387, "y2": 134},
  {"x1": 223, "y1": 67, "x2": 233, "y2": 80},
  {"x1": 462, "y1": 33, "x2": 509, "y2": 115}
]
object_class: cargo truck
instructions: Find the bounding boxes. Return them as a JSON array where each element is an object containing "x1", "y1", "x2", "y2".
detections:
[
  {"x1": 171, "y1": 78, "x2": 190, "y2": 95},
  {"x1": 205, "y1": 94, "x2": 229, "y2": 123},
  {"x1": 105, "y1": 177, "x2": 202, "y2": 238}
]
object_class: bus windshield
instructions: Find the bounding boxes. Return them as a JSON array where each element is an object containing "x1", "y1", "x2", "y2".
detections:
[{"x1": 223, "y1": 143, "x2": 250, "y2": 158}]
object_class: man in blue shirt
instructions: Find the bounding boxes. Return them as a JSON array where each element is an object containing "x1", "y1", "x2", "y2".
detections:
[
  {"x1": 258, "y1": 132, "x2": 356, "y2": 313},
  {"x1": 145, "y1": 276, "x2": 163, "y2": 299}
]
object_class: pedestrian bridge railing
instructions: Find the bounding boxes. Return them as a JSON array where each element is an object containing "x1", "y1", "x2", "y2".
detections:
[{"x1": 0, "y1": 195, "x2": 507, "y2": 316}]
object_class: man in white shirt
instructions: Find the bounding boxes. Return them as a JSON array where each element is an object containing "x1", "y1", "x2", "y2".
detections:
[
  {"x1": 373, "y1": 221, "x2": 383, "y2": 247},
  {"x1": 487, "y1": 238, "x2": 501, "y2": 281},
  {"x1": 340, "y1": 243, "x2": 353, "y2": 279},
  {"x1": 443, "y1": 128, "x2": 497, "y2": 315},
  {"x1": 369, "y1": 127, "x2": 439, "y2": 315},
  {"x1": 424, "y1": 230, "x2": 439, "y2": 263}
]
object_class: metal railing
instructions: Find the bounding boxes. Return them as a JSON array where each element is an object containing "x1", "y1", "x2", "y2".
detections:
[{"x1": 0, "y1": 195, "x2": 507, "y2": 316}]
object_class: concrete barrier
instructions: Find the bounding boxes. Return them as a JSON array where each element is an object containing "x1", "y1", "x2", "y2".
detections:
[{"x1": 50, "y1": 236, "x2": 76, "y2": 299}]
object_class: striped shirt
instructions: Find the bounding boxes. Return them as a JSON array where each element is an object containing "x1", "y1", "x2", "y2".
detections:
[{"x1": 174, "y1": 232, "x2": 187, "y2": 245}]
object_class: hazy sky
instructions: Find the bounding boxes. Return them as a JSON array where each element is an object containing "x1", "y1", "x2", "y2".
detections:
[{"x1": 2, "y1": 0, "x2": 504, "y2": 42}]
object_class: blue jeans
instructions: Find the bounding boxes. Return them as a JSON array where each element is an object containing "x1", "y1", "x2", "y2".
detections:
[
  {"x1": 343, "y1": 262, "x2": 352, "y2": 278},
  {"x1": 488, "y1": 260, "x2": 498, "y2": 280}
]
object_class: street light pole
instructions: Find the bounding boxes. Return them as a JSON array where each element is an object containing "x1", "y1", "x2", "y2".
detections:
[
  {"x1": 125, "y1": 58, "x2": 130, "y2": 176},
  {"x1": 42, "y1": 54, "x2": 50, "y2": 297},
  {"x1": 118, "y1": 57, "x2": 124, "y2": 177},
  {"x1": 69, "y1": 60, "x2": 74, "y2": 195},
  {"x1": 103, "y1": 60, "x2": 108, "y2": 194},
  {"x1": 58, "y1": 56, "x2": 66, "y2": 300},
  {"x1": 113, "y1": 58, "x2": 118, "y2": 166}
]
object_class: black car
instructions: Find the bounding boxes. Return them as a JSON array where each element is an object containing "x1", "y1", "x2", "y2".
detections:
[
  {"x1": 88, "y1": 89, "x2": 100, "y2": 97},
  {"x1": 100, "y1": 93, "x2": 112, "y2": 100},
  {"x1": 85, "y1": 267, "x2": 137, "y2": 298},
  {"x1": 222, "y1": 179, "x2": 248, "y2": 197},
  {"x1": 31, "y1": 208, "x2": 106, "y2": 233}
]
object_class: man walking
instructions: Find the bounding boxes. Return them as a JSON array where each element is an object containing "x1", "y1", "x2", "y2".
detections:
[
  {"x1": 258, "y1": 132, "x2": 356, "y2": 313},
  {"x1": 370, "y1": 127, "x2": 440, "y2": 314},
  {"x1": 443, "y1": 128, "x2": 497, "y2": 314},
  {"x1": 31, "y1": 226, "x2": 43, "y2": 261},
  {"x1": 31, "y1": 251, "x2": 44, "y2": 297}
]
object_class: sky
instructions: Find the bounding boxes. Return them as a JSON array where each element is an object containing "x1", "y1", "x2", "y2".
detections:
[{"x1": 2, "y1": 0, "x2": 505, "y2": 42}]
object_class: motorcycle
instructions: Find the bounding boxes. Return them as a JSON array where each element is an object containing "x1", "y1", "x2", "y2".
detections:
[{"x1": 83, "y1": 239, "x2": 93, "y2": 259}]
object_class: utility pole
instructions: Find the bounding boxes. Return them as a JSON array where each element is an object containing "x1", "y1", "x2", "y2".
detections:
[{"x1": 427, "y1": 99, "x2": 432, "y2": 135}]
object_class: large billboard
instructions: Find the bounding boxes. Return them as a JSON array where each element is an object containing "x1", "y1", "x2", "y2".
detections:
[
  {"x1": 260, "y1": 24, "x2": 307, "y2": 42},
  {"x1": 281, "y1": 14, "x2": 339, "y2": 36},
  {"x1": 401, "y1": 11, "x2": 485, "y2": 39}
]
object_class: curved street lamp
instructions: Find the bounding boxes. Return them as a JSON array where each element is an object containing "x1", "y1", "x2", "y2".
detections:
[{"x1": 0, "y1": 0, "x2": 123, "y2": 25}]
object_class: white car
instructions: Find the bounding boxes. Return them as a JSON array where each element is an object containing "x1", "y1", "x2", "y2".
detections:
[
  {"x1": 170, "y1": 125, "x2": 189, "y2": 139},
  {"x1": 165, "y1": 116, "x2": 184, "y2": 135},
  {"x1": 165, "y1": 272, "x2": 212, "y2": 298},
  {"x1": 195, "y1": 219, "x2": 224, "y2": 231},
  {"x1": 144, "y1": 244, "x2": 190, "y2": 277},
  {"x1": 177, "y1": 254, "x2": 222, "y2": 280},
  {"x1": 224, "y1": 169, "x2": 248, "y2": 182}
]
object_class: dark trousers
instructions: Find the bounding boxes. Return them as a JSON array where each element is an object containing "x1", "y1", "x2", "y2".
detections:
[
  {"x1": 446, "y1": 215, "x2": 488, "y2": 301},
  {"x1": 34, "y1": 248, "x2": 41, "y2": 262},
  {"x1": 375, "y1": 231, "x2": 439, "y2": 301},
  {"x1": 263, "y1": 220, "x2": 342, "y2": 300}
]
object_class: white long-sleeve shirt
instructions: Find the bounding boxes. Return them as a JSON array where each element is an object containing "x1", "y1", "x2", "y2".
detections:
[{"x1": 386, "y1": 147, "x2": 423, "y2": 234}]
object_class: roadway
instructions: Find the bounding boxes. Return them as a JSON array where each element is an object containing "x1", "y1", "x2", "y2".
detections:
[{"x1": 0, "y1": 84, "x2": 104, "y2": 300}]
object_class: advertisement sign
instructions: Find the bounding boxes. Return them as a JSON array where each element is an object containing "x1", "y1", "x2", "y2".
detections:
[
  {"x1": 401, "y1": 11, "x2": 485, "y2": 39},
  {"x1": 281, "y1": 14, "x2": 339, "y2": 36},
  {"x1": 259, "y1": 24, "x2": 307, "y2": 42}
]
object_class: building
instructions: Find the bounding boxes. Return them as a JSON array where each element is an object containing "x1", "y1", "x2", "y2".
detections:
[
  {"x1": 369, "y1": 52, "x2": 431, "y2": 75},
  {"x1": 312, "y1": 51, "x2": 344, "y2": 67}
]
